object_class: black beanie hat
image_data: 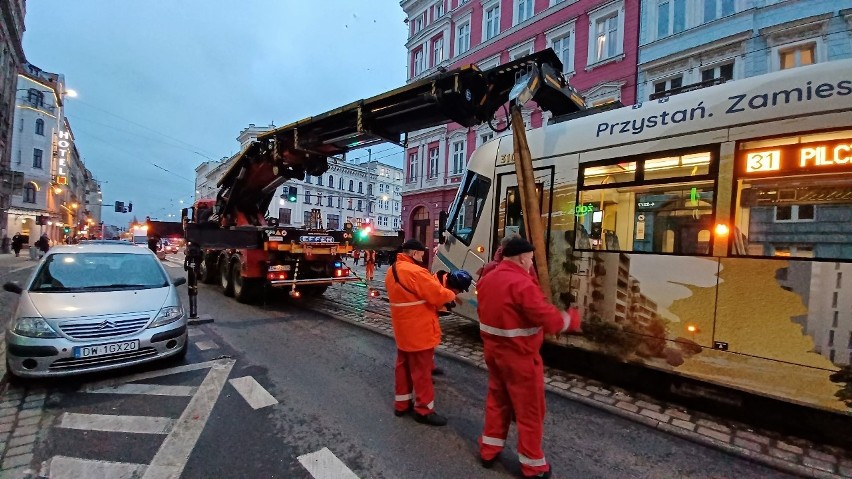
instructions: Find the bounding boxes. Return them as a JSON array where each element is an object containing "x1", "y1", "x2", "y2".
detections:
[
  {"x1": 400, "y1": 239, "x2": 427, "y2": 251},
  {"x1": 502, "y1": 237, "x2": 535, "y2": 257}
]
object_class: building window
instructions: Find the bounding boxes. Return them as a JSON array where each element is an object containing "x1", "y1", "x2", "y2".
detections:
[
  {"x1": 657, "y1": 0, "x2": 686, "y2": 38},
  {"x1": 304, "y1": 211, "x2": 312, "y2": 225},
  {"x1": 774, "y1": 205, "x2": 815, "y2": 222},
  {"x1": 328, "y1": 174, "x2": 334, "y2": 187},
  {"x1": 433, "y1": 37, "x2": 444, "y2": 66},
  {"x1": 833, "y1": 311, "x2": 839, "y2": 328},
  {"x1": 653, "y1": 76, "x2": 683, "y2": 97},
  {"x1": 349, "y1": 180, "x2": 354, "y2": 192},
  {"x1": 26, "y1": 89, "x2": 43, "y2": 106},
  {"x1": 304, "y1": 190, "x2": 312, "y2": 204},
  {"x1": 780, "y1": 43, "x2": 816, "y2": 70},
  {"x1": 408, "y1": 153, "x2": 418, "y2": 182},
  {"x1": 828, "y1": 329, "x2": 835, "y2": 347},
  {"x1": 339, "y1": 178, "x2": 344, "y2": 190},
  {"x1": 394, "y1": 218, "x2": 399, "y2": 229},
  {"x1": 413, "y1": 49, "x2": 425, "y2": 76},
  {"x1": 703, "y1": 0, "x2": 735, "y2": 23},
  {"x1": 515, "y1": 0, "x2": 533, "y2": 25},
  {"x1": 327, "y1": 214, "x2": 340, "y2": 230},
  {"x1": 35, "y1": 119, "x2": 44, "y2": 136},
  {"x1": 551, "y1": 32, "x2": 573, "y2": 74},
  {"x1": 23, "y1": 184, "x2": 36, "y2": 204},
  {"x1": 479, "y1": 132, "x2": 494, "y2": 147},
  {"x1": 357, "y1": 200, "x2": 363, "y2": 211},
  {"x1": 32, "y1": 149, "x2": 43, "y2": 169},
  {"x1": 701, "y1": 62, "x2": 734, "y2": 82},
  {"x1": 278, "y1": 208, "x2": 292, "y2": 225},
  {"x1": 484, "y1": 3, "x2": 500, "y2": 41},
  {"x1": 456, "y1": 22, "x2": 470, "y2": 55},
  {"x1": 837, "y1": 272, "x2": 843, "y2": 289},
  {"x1": 592, "y1": 10, "x2": 621, "y2": 63},
  {"x1": 358, "y1": 182, "x2": 363, "y2": 193},
  {"x1": 428, "y1": 147, "x2": 439, "y2": 178},
  {"x1": 368, "y1": 184, "x2": 373, "y2": 195},
  {"x1": 317, "y1": 176, "x2": 323, "y2": 186},
  {"x1": 305, "y1": 176, "x2": 312, "y2": 184},
  {"x1": 452, "y1": 140, "x2": 466, "y2": 175},
  {"x1": 327, "y1": 196, "x2": 333, "y2": 207},
  {"x1": 434, "y1": 1, "x2": 445, "y2": 18},
  {"x1": 413, "y1": 11, "x2": 425, "y2": 34}
]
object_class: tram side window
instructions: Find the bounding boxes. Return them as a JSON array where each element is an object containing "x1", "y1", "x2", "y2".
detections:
[
  {"x1": 576, "y1": 151, "x2": 715, "y2": 255},
  {"x1": 733, "y1": 132, "x2": 852, "y2": 260},
  {"x1": 448, "y1": 171, "x2": 491, "y2": 245}
]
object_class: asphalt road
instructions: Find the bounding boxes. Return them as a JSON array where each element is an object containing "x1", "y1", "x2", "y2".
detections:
[{"x1": 0, "y1": 257, "x2": 798, "y2": 478}]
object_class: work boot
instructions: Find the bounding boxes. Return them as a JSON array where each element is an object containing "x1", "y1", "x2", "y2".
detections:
[
  {"x1": 431, "y1": 367, "x2": 444, "y2": 376},
  {"x1": 394, "y1": 406, "x2": 412, "y2": 417},
  {"x1": 480, "y1": 454, "x2": 498, "y2": 469},
  {"x1": 414, "y1": 412, "x2": 447, "y2": 426},
  {"x1": 523, "y1": 466, "x2": 552, "y2": 478}
]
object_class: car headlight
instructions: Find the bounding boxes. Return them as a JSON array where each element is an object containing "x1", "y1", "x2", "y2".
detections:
[
  {"x1": 13, "y1": 317, "x2": 60, "y2": 338},
  {"x1": 149, "y1": 306, "x2": 184, "y2": 328}
]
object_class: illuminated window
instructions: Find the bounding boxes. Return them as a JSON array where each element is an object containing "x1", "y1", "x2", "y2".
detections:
[
  {"x1": 576, "y1": 150, "x2": 715, "y2": 254},
  {"x1": 780, "y1": 44, "x2": 815, "y2": 70},
  {"x1": 733, "y1": 130, "x2": 852, "y2": 260},
  {"x1": 587, "y1": 1, "x2": 625, "y2": 66}
]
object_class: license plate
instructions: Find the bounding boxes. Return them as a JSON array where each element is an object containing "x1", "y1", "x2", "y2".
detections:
[
  {"x1": 74, "y1": 340, "x2": 140, "y2": 358},
  {"x1": 268, "y1": 264, "x2": 291, "y2": 272},
  {"x1": 300, "y1": 235, "x2": 334, "y2": 244}
]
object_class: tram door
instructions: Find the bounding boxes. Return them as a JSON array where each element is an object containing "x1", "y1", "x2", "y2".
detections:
[{"x1": 494, "y1": 166, "x2": 555, "y2": 255}]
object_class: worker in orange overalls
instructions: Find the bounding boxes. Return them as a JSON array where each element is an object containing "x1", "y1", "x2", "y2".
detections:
[
  {"x1": 364, "y1": 249, "x2": 376, "y2": 281},
  {"x1": 476, "y1": 236, "x2": 581, "y2": 478},
  {"x1": 386, "y1": 239, "x2": 458, "y2": 426}
]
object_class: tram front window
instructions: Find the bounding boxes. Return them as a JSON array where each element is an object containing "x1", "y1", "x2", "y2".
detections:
[
  {"x1": 733, "y1": 131, "x2": 852, "y2": 260},
  {"x1": 448, "y1": 171, "x2": 491, "y2": 245}
]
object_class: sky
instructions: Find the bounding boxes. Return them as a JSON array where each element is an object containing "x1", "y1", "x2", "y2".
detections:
[{"x1": 22, "y1": 1, "x2": 408, "y2": 227}]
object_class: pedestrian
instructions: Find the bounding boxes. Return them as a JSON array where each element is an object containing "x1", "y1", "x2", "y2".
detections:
[
  {"x1": 353, "y1": 249, "x2": 360, "y2": 265},
  {"x1": 11, "y1": 233, "x2": 23, "y2": 257},
  {"x1": 35, "y1": 233, "x2": 50, "y2": 258},
  {"x1": 386, "y1": 239, "x2": 459, "y2": 426},
  {"x1": 475, "y1": 236, "x2": 581, "y2": 478},
  {"x1": 375, "y1": 250, "x2": 384, "y2": 269},
  {"x1": 364, "y1": 249, "x2": 376, "y2": 281}
]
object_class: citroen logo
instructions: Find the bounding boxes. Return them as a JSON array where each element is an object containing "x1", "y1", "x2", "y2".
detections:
[{"x1": 98, "y1": 320, "x2": 115, "y2": 330}]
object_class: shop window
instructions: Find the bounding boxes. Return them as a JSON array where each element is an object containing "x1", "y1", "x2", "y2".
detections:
[
  {"x1": 733, "y1": 130, "x2": 852, "y2": 259},
  {"x1": 576, "y1": 150, "x2": 714, "y2": 254},
  {"x1": 448, "y1": 171, "x2": 491, "y2": 245}
]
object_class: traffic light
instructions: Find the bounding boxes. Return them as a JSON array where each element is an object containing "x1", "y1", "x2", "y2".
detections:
[
  {"x1": 114, "y1": 201, "x2": 124, "y2": 213},
  {"x1": 287, "y1": 186, "x2": 298, "y2": 202},
  {"x1": 358, "y1": 223, "x2": 372, "y2": 240},
  {"x1": 63, "y1": 227, "x2": 70, "y2": 234},
  {"x1": 128, "y1": 202, "x2": 133, "y2": 212}
]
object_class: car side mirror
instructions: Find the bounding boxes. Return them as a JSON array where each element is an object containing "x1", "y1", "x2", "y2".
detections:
[
  {"x1": 173, "y1": 277, "x2": 187, "y2": 287},
  {"x1": 3, "y1": 282, "x2": 23, "y2": 294}
]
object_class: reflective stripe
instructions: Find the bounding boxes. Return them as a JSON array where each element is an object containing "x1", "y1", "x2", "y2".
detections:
[
  {"x1": 560, "y1": 310, "x2": 571, "y2": 333},
  {"x1": 395, "y1": 394, "x2": 412, "y2": 401},
  {"x1": 481, "y1": 435, "x2": 505, "y2": 446},
  {"x1": 518, "y1": 453, "x2": 547, "y2": 467},
  {"x1": 390, "y1": 300, "x2": 427, "y2": 307},
  {"x1": 418, "y1": 400, "x2": 434, "y2": 410},
  {"x1": 480, "y1": 323, "x2": 541, "y2": 338}
]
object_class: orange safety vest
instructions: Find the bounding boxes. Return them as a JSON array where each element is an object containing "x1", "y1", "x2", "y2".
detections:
[{"x1": 385, "y1": 254, "x2": 456, "y2": 351}]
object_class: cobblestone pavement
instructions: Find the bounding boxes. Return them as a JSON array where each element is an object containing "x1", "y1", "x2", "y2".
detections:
[{"x1": 308, "y1": 261, "x2": 852, "y2": 479}]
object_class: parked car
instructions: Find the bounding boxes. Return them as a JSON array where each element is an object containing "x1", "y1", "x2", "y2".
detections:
[
  {"x1": 162, "y1": 240, "x2": 179, "y2": 254},
  {"x1": 3, "y1": 242, "x2": 188, "y2": 378}
]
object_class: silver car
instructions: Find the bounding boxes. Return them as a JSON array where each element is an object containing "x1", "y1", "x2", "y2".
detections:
[{"x1": 3, "y1": 241, "x2": 188, "y2": 378}]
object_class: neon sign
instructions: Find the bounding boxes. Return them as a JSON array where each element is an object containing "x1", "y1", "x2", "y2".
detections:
[
  {"x1": 574, "y1": 204, "x2": 594, "y2": 217},
  {"x1": 55, "y1": 130, "x2": 72, "y2": 185},
  {"x1": 742, "y1": 139, "x2": 852, "y2": 175}
]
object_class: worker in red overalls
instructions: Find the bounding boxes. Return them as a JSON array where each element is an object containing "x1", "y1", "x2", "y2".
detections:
[
  {"x1": 476, "y1": 236, "x2": 581, "y2": 478},
  {"x1": 386, "y1": 239, "x2": 458, "y2": 426},
  {"x1": 364, "y1": 249, "x2": 376, "y2": 281}
]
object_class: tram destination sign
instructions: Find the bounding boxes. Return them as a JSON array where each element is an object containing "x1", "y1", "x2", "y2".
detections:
[{"x1": 741, "y1": 138, "x2": 852, "y2": 177}]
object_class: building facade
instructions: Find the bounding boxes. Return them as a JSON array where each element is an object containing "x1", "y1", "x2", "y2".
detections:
[
  {"x1": 400, "y1": 0, "x2": 640, "y2": 249},
  {"x1": 9, "y1": 67, "x2": 98, "y2": 244},
  {"x1": 194, "y1": 125, "x2": 404, "y2": 234},
  {"x1": 637, "y1": 0, "x2": 852, "y2": 101},
  {"x1": 0, "y1": 0, "x2": 26, "y2": 248}
]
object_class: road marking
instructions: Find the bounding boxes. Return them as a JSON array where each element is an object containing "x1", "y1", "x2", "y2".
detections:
[
  {"x1": 81, "y1": 358, "x2": 227, "y2": 391},
  {"x1": 83, "y1": 383, "x2": 197, "y2": 397},
  {"x1": 47, "y1": 456, "x2": 146, "y2": 479},
  {"x1": 195, "y1": 340, "x2": 218, "y2": 351},
  {"x1": 188, "y1": 329, "x2": 205, "y2": 338},
  {"x1": 58, "y1": 413, "x2": 175, "y2": 434},
  {"x1": 297, "y1": 447, "x2": 360, "y2": 479},
  {"x1": 228, "y1": 376, "x2": 278, "y2": 410},
  {"x1": 9, "y1": 264, "x2": 34, "y2": 274},
  {"x1": 142, "y1": 358, "x2": 234, "y2": 479}
]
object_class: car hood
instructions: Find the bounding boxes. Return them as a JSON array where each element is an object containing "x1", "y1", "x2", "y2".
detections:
[{"x1": 26, "y1": 288, "x2": 170, "y2": 319}]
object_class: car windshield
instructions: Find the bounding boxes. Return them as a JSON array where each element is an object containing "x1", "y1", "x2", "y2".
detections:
[{"x1": 30, "y1": 252, "x2": 169, "y2": 292}]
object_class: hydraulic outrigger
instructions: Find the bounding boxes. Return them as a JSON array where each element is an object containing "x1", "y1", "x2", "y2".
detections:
[{"x1": 182, "y1": 49, "x2": 587, "y2": 312}]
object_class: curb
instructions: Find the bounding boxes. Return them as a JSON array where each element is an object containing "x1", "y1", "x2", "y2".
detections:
[{"x1": 323, "y1": 292, "x2": 850, "y2": 479}]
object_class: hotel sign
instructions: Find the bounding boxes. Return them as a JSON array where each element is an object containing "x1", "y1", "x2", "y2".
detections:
[{"x1": 55, "y1": 130, "x2": 71, "y2": 185}]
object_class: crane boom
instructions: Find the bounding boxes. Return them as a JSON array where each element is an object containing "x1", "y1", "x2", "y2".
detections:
[{"x1": 209, "y1": 49, "x2": 585, "y2": 229}]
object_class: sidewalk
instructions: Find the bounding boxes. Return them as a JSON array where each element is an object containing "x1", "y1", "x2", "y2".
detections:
[{"x1": 0, "y1": 251, "x2": 40, "y2": 268}]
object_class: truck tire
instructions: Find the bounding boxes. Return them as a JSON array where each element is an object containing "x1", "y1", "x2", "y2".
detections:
[
  {"x1": 220, "y1": 258, "x2": 234, "y2": 297},
  {"x1": 232, "y1": 262, "x2": 260, "y2": 303},
  {"x1": 199, "y1": 257, "x2": 216, "y2": 284}
]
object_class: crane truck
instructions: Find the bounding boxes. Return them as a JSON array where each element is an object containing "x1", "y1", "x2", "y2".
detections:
[{"x1": 182, "y1": 49, "x2": 585, "y2": 305}]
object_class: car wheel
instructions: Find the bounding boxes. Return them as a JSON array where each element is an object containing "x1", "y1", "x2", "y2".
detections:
[{"x1": 220, "y1": 258, "x2": 234, "y2": 297}]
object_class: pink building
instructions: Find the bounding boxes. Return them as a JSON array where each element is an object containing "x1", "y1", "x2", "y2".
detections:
[{"x1": 400, "y1": 0, "x2": 639, "y2": 252}]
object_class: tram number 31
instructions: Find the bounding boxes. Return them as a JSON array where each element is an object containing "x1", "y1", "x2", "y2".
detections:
[{"x1": 745, "y1": 151, "x2": 781, "y2": 173}]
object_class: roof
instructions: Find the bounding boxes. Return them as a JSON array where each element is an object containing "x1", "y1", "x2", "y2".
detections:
[{"x1": 51, "y1": 242, "x2": 155, "y2": 255}]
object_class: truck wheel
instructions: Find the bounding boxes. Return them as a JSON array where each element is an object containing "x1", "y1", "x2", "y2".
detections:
[
  {"x1": 200, "y1": 257, "x2": 216, "y2": 284},
  {"x1": 232, "y1": 263, "x2": 259, "y2": 303},
  {"x1": 220, "y1": 259, "x2": 234, "y2": 297}
]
